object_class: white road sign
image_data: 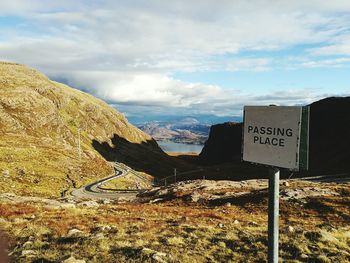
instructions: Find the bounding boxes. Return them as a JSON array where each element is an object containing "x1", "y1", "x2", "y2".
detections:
[{"x1": 242, "y1": 106, "x2": 308, "y2": 170}]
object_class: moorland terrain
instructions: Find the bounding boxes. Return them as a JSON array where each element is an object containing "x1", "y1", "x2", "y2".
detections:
[{"x1": 0, "y1": 62, "x2": 349, "y2": 263}]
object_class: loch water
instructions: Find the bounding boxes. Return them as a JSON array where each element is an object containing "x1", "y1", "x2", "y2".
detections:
[{"x1": 157, "y1": 141, "x2": 204, "y2": 154}]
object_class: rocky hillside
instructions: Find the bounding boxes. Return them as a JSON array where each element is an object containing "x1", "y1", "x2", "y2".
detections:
[
  {"x1": 198, "y1": 97, "x2": 350, "y2": 174},
  {"x1": 0, "y1": 62, "x2": 187, "y2": 197},
  {"x1": 308, "y1": 96, "x2": 350, "y2": 173},
  {"x1": 198, "y1": 122, "x2": 242, "y2": 164}
]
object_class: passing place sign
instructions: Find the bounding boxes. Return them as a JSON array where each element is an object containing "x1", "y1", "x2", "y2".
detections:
[{"x1": 242, "y1": 106, "x2": 309, "y2": 170}]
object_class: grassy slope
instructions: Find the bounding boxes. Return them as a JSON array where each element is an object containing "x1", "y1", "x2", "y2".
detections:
[{"x1": 0, "y1": 62, "x2": 153, "y2": 197}]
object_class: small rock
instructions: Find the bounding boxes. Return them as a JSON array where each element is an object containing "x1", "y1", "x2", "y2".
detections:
[
  {"x1": 300, "y1": 253, "x2": 308, "y2": 259},
  {"x1": 67, "y1": 229, "x2": 84, "y2": 237},
  {"x1": 286, "y1": 226, "x2": 295, "y2": 234},
  {"x1": 224, "y1": 202, "x2": 231, "y2": 207},
  {"x1": 24, "y1": 214, "x2": 36, "y2": 220},
  {"x1": 152, "y1": 252, "x2": 167, "y2": 263},
  {"x1": 21, "y1": 250, "x2": 37, "y2": 256},
  {"x1": 149, "y1": 198, "x2": 163, "y2": 204},
  {"x1": 283, "y1": 181, "x2": 290, "y2": 187},
  {"x1": 157, "y1": 252, "x2": 168, "y2": 257},
  {"x1": 62, "y1": 256, "x2": 86, "y2": 263},
  {"x1": 233, "y1": 219, "x2": 240, "y2": 225},
  {"x1": 95, "y1": 233, "x2": 105, "y2": 240},
  {"x1": 190, "y1": 191, "x2": 201, "y2": 202},
  {"x1": 2, "y1": 192, "x2": 16, "y2": 198},
  {"x1": 78, "y1": 201, "x2": 99, "y2": 208},
  {"x1": 156, "y1": 189, "x2": 169, "y2": 197},
  {"x1": 22, "y1": 241, "x2": 33, "y2": 249},
  {"x1": 142, "y1": 248, "x2": 167, "y2": 262},
  {"x1": 218, "y1": 223, "x2": 225, "y2": 228},
  {"x1": 141, "y1": 247, "x2": 155, "y2": 255},
  {"x1": 59, "y1": 203, "x2": 76, "y2": 209},
  {"x1": 14, "y1": 218, "x2": 27, "y2": 223},
  {"x1": 2, "y1": 170, "x2": 9, "y2": 177},
  {"x1": 100, "y1": 225, "x2": 112, "y2": 232},
  {"x1": 103, "y1": 200, "x2": 111, "y2": 205}
]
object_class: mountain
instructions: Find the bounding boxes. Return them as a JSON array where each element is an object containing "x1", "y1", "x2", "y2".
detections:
[
  {"x1": 128, "y1": 114, "x2": 242, "y2": 126},
  {"x1": 198, "y1": 122, "x2": 242, "y2": 164},
  {"x1": 138, "y1": 118, "x2": 210, "y2": 144},
  {"x1": 0, "y1": 62, "x2": 190, "y2": 197},
  {"x1": 135, "y1": 115, "x2": 243, "y2": 145},
  {"x1": 308, "y1": 96, "x2": 350, "y2": 173},
  {"x1": 138, "y1": 123, "x2": 180, "y2": 141},
  {"x1": 198, "y1": 97, "x2": 350, "y2": 174}
]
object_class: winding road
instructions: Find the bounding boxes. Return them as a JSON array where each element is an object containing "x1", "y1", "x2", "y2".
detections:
[
  {"x1": 71, "y1": 163, "x2": 140, "y2": 200},
  {"x1": 71, "y1": 162, "x2": 349, "y2": 201}
]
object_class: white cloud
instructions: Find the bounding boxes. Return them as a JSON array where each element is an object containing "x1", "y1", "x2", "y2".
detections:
[
  {"x1": 0, "y1": 0, "x2": 349, "y2": 118},
  {"x1": 225, "y1": 58, "x2": 271, "y2": 72},
  {"x1": 55, "y1": 71, "x2": 232, "y2": 108},
  {"x1": 309, "y1": 34, "x2": 350, "y2": 56},
  {"x1": 301, "y1": 57, "x2": 350, "y2": 68},
  {"x1": 2, "y1": 0, "x2": 348, "y2": 66},
  {"x1": 54, "y1": 70, "x2": 327, "y2": 117}
]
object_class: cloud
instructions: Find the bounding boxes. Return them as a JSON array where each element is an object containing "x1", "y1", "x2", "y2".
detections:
[
  {"x1": 309, "y1": 34, "x2": 350, "y2": 56},
  {"x1": 53, "y1": 71, "x2": 232, "y2": 108},
  {"x1": 2, "y1": 0, "x2": 349, "y2": 68},
  {"x1": 54, "y1": 70, "x2": 329, "y2": 117},
  {"x1": 1, "y1": 1, "x2": 350, "y2": 118},
  {"x1": 301, "y1": 57, "x2": 350, "y2": 68}
]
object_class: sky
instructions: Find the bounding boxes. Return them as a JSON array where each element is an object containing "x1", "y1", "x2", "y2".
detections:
[{"x1": 0, "y1": 0, "x2": 349, "y2": 122}]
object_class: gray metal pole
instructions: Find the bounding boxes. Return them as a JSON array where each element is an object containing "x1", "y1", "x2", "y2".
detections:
[
  {"x1": 268, "y1": 168, "x2": 280, "y2": 263},
  {"x1": 174, "y1": 168, "x2": 177, "y2": 183}
]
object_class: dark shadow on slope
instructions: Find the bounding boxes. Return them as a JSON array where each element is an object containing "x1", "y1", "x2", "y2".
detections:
[
  {"x1": 92, "y1": 134, "x2": 196, "y2": 178},
  {"x1": 307, "y1": 97, "x2": 350, "y2": 174},
  {"x1": 303, "y1": 198, "x2": 350, "y2": 224},
  {"x1": 208, "y1": 189, "x2": 268, "y2": 207}
]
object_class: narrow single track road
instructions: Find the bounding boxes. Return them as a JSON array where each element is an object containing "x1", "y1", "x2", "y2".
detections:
[{"x1": 71, "y1": 163, "x2": 140, "y2": 200}]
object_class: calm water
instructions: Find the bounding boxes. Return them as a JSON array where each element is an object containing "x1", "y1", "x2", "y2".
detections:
[{"x1": 157, "y1": 141, "x2": 204, "y2": 153}]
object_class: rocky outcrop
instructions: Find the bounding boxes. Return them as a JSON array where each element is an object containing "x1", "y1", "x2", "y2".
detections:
[
  {"x1": 308, "y1": 97, "x2": 350, "y2": 173},
  {"x1": 198, "y1": 122, "x2": 242, "y2": 164},
  {"x1": 138, "y1": 178, "x2": 342, "y2": 204}
]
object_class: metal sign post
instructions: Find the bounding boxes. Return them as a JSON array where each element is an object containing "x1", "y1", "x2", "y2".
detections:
[
  {"x1": 242, "y1": 105, "x2": 309, "y2": 263},
  {"x1": 268, "y1": 168, "x2": 280, "y2": 263}
]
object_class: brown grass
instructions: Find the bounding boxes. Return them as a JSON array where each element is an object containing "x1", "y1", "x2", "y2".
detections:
[{"x1": 0, "y1": 182, "x2": 349, "y2": 262}]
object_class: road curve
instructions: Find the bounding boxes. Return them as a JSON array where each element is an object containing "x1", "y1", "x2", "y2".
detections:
[{"x1": 71, "y1": 163, "x2": 139, "y2": 200}]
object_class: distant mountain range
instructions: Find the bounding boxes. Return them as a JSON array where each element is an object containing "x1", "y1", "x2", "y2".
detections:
[
  {"x1": 129, "y1": 115, "x2": 242, "y2": 126},
  {"x1": 137, "y1": 118, "x2": 210, "y2": 144},
  {"x1": 137, "y1": 116, "x2": 241, "y2": 144}
]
